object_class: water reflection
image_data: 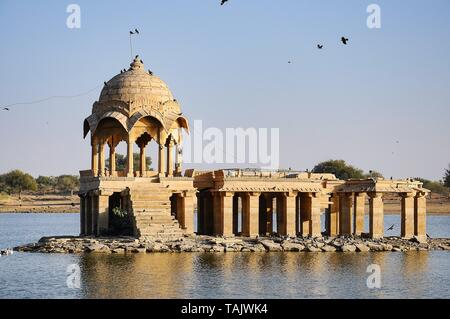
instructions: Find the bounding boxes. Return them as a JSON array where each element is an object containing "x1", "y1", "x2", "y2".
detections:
[{"x1": 74, "y1": 251, "x2": 442, "y2": 299}]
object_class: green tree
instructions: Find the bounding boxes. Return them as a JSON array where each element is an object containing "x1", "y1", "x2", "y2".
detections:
[
  {"x1": 415, "y1": 178, "x2": 449, "y2": 195},
  {"x1": 106, "y1": 153, "x2": 152, "y2": 172},
  {"x1": 56, "y1": 175, "x2": 79, "y2": 195},
  {"x1": 312, "y1": 160, "x2": 365, "y2": 180},
  {"x1": 444, "y1": 164, "x2": 450, "y2": 188},
  {"x1": 36, "y1": 175, "x2": 57, "y2": 192},
  {"x1": 0, "y1": 170, "x2": 37, "y2": 199}
]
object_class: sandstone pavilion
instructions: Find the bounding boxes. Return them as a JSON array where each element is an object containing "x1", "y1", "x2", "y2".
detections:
[{"x1": 80, "y1": 56, "x2": 429, "y2": 241}]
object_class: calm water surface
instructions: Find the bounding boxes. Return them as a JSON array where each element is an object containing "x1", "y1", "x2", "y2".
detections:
[{"x1": 0, "y1": 213, "x2": 449, "y2": 299}]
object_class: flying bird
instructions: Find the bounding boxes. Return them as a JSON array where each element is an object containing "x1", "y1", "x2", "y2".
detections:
[
  {"x1": 341, "y1": 37, "x2": 349, "y2": 45},
  {"x1": 221, "y1": 0, "x2": 229, "y2": 5},
  {"x1": 129, "y1": 30, "x2": 134, "y2": 35},
  {"x1": 2, "y1": 107, "x2": 9, "y2": 111},
  {"x1": 288, "y1": 60, "x2": 292, "y2": 64},
  {"x1": 387, "y1": 224, "x2": 395, "y2": 231},
  {"x1": 317, "y1": 44, "x2": 323, "y2": 49},
  {"x1": 135, "y1": 29, "x2": 139, "y2": 34}
]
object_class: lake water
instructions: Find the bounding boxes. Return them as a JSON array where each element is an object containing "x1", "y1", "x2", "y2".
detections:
[{"x1": 0, "y1": 213, "x2": 449, "y2": 299}]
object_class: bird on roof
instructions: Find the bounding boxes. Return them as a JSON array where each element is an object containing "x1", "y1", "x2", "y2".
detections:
[
  {"x1": 221, "y1": 0, "x2": 229, "y2": 5},
  {"x1": 317, "y1": 44, "x2": 323, "y2": 49},
  {"x1": 104, "y1": 81, "x2": 108, "y2": 86},
  {"x1": 148, "y1": 69, "x2": 153, "y2": 75},
  {"x1": 140, "y1": 59, "x2": 144, "y2": 64},
  {"x1": 341, "y1": 37, "x2": 349, "y2": 45}
]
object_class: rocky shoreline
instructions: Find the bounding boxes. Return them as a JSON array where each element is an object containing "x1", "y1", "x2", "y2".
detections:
[{"x1": 13, "y1": 235, "x2": 450, "y2": 254}]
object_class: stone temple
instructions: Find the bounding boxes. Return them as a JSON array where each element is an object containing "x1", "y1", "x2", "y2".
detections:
[{"x1": 80, "y1": 56, "x2": 429, "y2": 241}]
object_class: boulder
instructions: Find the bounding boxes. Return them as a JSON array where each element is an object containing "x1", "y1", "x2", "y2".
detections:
[
  {"x1": 259, "y1": 240, "x2": 283, "y2": 252},
  {"x1": 355, "y1": 244, "x2": 370, "y2": 252},
  {"x1": 281, "y1": 242, "x2": 305, "y2": 252},
  {"x1": 321, "y1": 245, "x2": 337, "y2": 252},
  {"x1": 111, "y1": 248, "x2": 125, "y2": 254},
  {"x1": 410, "y1": 235, "x2": 427, "y2": 244},
  {"x1": 306, "y1": 245, "x2": 321, "y2": 252},
  {"x1": 367, "y1": 243, "x2": 384, "y2": 252},
  {"x1": 341, "y1": 244, "x2": 357, "y2": 252}
]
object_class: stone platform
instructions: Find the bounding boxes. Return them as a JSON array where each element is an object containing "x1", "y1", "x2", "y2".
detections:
[{"x1": 14, "y1": 235, "x2": 450, "y2": 254}]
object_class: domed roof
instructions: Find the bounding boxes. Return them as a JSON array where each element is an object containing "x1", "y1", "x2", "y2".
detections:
[{"x1": 99, "y1": 56, "x2": 174, "y2": 104}]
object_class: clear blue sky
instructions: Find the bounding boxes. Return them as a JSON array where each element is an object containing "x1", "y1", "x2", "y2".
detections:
[{"x1": 0, "y1": 0, "x2": 449, "y2": 180}]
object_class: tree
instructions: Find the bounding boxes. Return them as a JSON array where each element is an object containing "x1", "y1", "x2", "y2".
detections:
[
  {"x1": 312, "y1": 160, "x2": 365, "y2": 180},
  {"x1": 444, "y1": 164, "x2": 450, "y2": 188},
  {"x1": 365, "y1": 170, "x2": 384, "y2": 179},
  {"x1": 56, "y1": 175, "x2": 79, "y2": 195},
  {"x1": 36, "y1": 175, "x2": 57, "y2": 192},
  {"x1": 106, "y1": 153, "x2": 152, "y2": 172},
  {"x1": 0, "y1": 170, "x2": 37, "y2": 199},
  {"x1": 415, "y1": 178, "x2": 449, "y2": 195}
]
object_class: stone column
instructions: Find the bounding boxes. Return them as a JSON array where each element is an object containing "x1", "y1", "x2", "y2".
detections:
[
  {"x1": 339, "y1": 193, "x2": 353, "y2": 236},
  {"x1": 175, "y1": 144, "x2": 182, "y2": 175},
  {"x1": 196, "y1": 193, "x2": 204, "y2": 234},
  {"x1": 98, "y1": 192, "x2": 110, "y2": 235},
  {"x1": 327, "y1": 193, "x2": 340, "y2": 236},
  {"x1": 414, "y1": 192, "x2": 427, "y2": 240},
  {"x1": 139, "y1": 145, "x2": 146, "y2": 177},
  {"x1": 92, "y1": 193, "x2": 99, "y2": 236},
  {"x1": 79, "y1": 195, "x2": 86, "y2": 235},
  {"x1": 300, "y1": 193, "x2": 321, "y2": 237},
  {"x1": 91, "y1": 142, "x2": 98, "y2": 177},
  {"x1": 158, "y1": 144, "x2": 166, "y2": 177},
  {"x1": 368, "y1": 192, "x2": 384, "y2": 239},
  {"x1": 266, "y1": 195, "x2": 273, "y2": 235},
  {"x1": 85, "y1": 194, "x2": 92, "y2": 235},
  {"x1": 354, "y1": 193, "x2": 366, "y2": 236},
  {"x1": 109, "y1": 142, "x2": 116, "y2": 177},
  {"x1": 401, "y1": 192, "x2": 415, "y2": 239},
  {"x1": 242, "y1": 192, "x2": 260, "y2": 237},
  {"x1": 179, "y1": 192, "x2": 195, "y2": 234},
  {"x1": 98, "y1": 141, "x2": 105, "y2": 177},
  {"x1": 281, "y1": 192, "x2": 297, "y2": 236},
  {"x1": 126, "y1": 136, "x2": 134, "y2": 177},
  {"x1": 167, "y1": 140, "x2": 174, "y2": 177},
  {"x1": 222, "y1": 192, "x2": 234, "y2": 236},
  {"x1": 232, "y1": 195, "x2": 239, "y2": 235}
]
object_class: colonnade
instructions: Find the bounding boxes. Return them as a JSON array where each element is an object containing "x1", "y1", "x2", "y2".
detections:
[
  {"x1": 196, "y1": 191, "x2": 323, "y2": 238},
  {"x1": 91, "y1": 136, "x2": 182, "y2": 178},
  {"x1": 325, "y1": 192, "x2": 427, "y2": 239}
]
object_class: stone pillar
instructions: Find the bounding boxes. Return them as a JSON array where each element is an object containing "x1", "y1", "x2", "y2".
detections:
[
  {"x1": 126, "y1": 137, "x2": 134, "y2": 177},
  {"x1": 300, "y1": 193, "x2": 321, "y2": 237},
  {"x1": 281, "y1": 192, "x2": 296, "y2": 236},
  {"x1": 85, "y1": 194, "x2": 92, "y2": 235},
  {"x1": 327, "y1": 193, "x2": 340, "y2": 236},
  {"x1": 196, "y1": 193, "x2": 204, "y2": 234},
  {"x1": 233, "y1": 195, "x2": 239, "y2": 235},
  {"x1": 158, "y1": 144, "x2": 166, "y2": 177},
  {"x1": 354, "y1": 193, "x2": 366, "y2": 236},
  {"x1": 414, "y1": 192, "x2": 427, "y2": 240},
  {"x1": 242, "y1": 192, "x2": 260, "y2": 237},
  {"x1": 175, "y1": 144, "x2": 182, "y2": 175},
  {"x1": 401, "y1": 192, "x2": 415, "y2": 239},
  {"x1": 339, "y1": 193, "x2": 353, "y2": 236},
  {"x1": 92, "y1": 193, "x2": 99, "y2": 236},
  {"x1": 91, "y1": 142, "x2": 98, "y2": 177},
  {"x1": 276, "y1": 195, "x2": 283, "y2": 234},
  {"x1": 109, "y1": 143, "x2": 116, "y2": 177},
  {"x1": 222, "y1": 192, "x2": 234, "y2": 236},
  {"x1": 179, "y1": 192, "x2": 195, "y2": 234},
  {"x1": 98, "y1": 192, "x2": 110, "y2": 235},
  {"x1": 167, "y1": 140, "x2": 174, "y2": 177},
  {"x1": 368, "y1": 192, "x2": 384, "y2": 239},
  {"x1": 139, "y1": 145, "x2": 146, "y2": 177},
  {"x1": 98, "y1": 141, "x2": 105, "y2": 177},
  {"x1": 79, "y1": 195, "x2": 86, "y2": 235},
  {"x1": 266, "y1": 195, "x2": 273, "y2": 235},
  {"x1": 258, "y1": 195, "x2": 267, "y2": 236}
]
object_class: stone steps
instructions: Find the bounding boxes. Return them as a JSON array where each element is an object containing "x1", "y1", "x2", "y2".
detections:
[{"x1": 129, "y1": 184, "x2": 184, "y2": 240}]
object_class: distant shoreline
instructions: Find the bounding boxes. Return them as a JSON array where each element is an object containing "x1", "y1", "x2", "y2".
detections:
[{"x1": 1, "y1": 193, "x2": 449, "y2": 215}]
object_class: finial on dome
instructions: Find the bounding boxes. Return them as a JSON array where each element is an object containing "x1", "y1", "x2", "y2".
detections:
[{"x1": 130, "y1": 55, "x2": 144, "y2": 70}]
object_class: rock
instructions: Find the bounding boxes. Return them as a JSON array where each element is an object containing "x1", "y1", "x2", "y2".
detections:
[
  {"x1": 212, "y1": 245, "x2": 225, "y2": 252},
  {"x1": 392, "y1": 247, "x2": 402, "y2": 252},
  {"x1": 259, "y1": 240, "x2": 283, "y2": 252},
  {"x1": 367, "y1": 243, "x2": 384, "y2": 252},
  {"x1": 306, "y1": 245, "x2": 321, "y2": 252},
  {"x1": 130, "y1": 247, "x2": 146, "y2": 253},
  {"x1": 354, "y1": 243, "x2": 369, "y2": 252},
  {"x1": 381, "y1": 244, "x2": 393, "y2": 251},
  {"x1": 439, "y1": 244, "x2": 450, "y2": 250},
  {"x1": 85, "y1": 244, "x2": 109, "y2": 253},
  {"x1": 249, "y1": 244, "x2": 266, "y2": 252},
  {"x1": 150, "y1": 243, "x2": 170, "y2": 252},
  {"x1": 281, "y1": 242, "x2": 305, "y2": 252},
  {"x1": 341, "y1": 244, "x2": 357, "y2": 252},
  {"x1": 111, "y1": 248, "x2": 125, "y2": 254},
  {"x1": 410, "y1": 235, "x2": 427, "y2": 244},
  {"x1": 321, "y1": 245, "x2": 336, "y2": 252}
]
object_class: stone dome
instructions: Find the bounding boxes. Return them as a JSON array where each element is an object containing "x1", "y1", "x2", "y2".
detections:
[{"x1": 99, "y1": 55, "x2": 174, "y2": 104}]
